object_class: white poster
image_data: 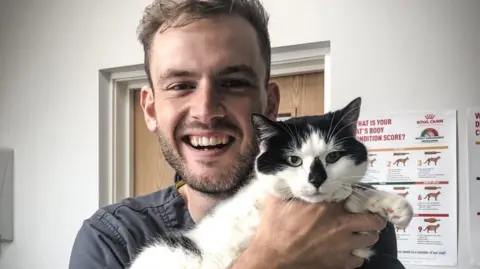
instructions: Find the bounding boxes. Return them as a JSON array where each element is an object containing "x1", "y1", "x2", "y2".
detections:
[
  {"x1": 356, "y1": 110, "x2": 458, "y2": 266},
  {"x1": 466, "y1": 107, "x2": 480, "y2": 266}
]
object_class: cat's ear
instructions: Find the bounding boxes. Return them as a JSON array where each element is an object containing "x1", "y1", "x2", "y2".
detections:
[
  {"x1": 339, "y1": 97, "x2": 362, "y2": 133},
  {"x1": 251, "y1": 113, "x2": 280, "y2": 142}
]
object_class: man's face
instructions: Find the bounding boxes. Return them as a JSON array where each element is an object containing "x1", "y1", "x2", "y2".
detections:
[{"x1": 140, "y1": 14, "x2": 280, "y2": 196}]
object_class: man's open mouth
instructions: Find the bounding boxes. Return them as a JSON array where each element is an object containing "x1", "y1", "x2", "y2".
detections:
[{"x1": 182, "y1": 135, "x2": 235, "y2": 151}]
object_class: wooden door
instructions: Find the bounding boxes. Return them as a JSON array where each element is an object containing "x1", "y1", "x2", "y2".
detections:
[
  {"x1": 272, "y1": 72, "x2": 324, "y2": 119},
  {"x1": 132, "y1": 71, "x2": 325, "y2": 196},
  {"x1": 133, "y1": 92, "x2": 177, "y2": 196}
]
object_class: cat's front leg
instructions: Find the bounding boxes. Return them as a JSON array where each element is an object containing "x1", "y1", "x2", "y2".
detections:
[
  {"x1": 345, "y1": 185, "x2": 414, "y2": 226},
  {"x1": 344, "y1": 185, "x2": 414, "y2": 260}
]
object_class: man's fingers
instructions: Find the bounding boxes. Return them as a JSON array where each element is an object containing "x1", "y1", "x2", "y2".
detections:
[
  {"x1": 351, "y1": 231, "x2": 380, "y2": 249},
  {"x1": 346, "y1": 212, "x2": 387, "y2": 232}
]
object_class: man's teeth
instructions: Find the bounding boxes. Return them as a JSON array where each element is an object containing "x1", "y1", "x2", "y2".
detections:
[{"x1": 189, "y1": 136, "x2": 230, "y2": 147}]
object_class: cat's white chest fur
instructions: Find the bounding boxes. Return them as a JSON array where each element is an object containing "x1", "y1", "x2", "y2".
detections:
[{"x1": 189, "y1": 182, "x2": 265, "y2": 268}]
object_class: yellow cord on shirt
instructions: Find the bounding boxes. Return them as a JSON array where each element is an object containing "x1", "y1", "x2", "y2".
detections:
[{"x1": 175, "y1": 180, "x2": 186, "y2": 189}]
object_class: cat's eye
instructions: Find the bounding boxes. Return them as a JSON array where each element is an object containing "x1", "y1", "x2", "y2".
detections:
[
  {"x1": 325, "y1": 151, "x2": 343, "y2": 164},
  {"x1": 286, "y1": 155, "x2": 302, "y2": 167}
]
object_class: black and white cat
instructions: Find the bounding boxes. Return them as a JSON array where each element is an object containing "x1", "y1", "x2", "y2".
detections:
[{"x1": 128, "y1": 97, "x2": 414, "y2": 269}]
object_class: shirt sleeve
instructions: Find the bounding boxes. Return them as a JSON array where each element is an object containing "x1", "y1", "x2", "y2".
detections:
[{"x1": 68, "y1": 212, "x2": 130, "y2": 269}]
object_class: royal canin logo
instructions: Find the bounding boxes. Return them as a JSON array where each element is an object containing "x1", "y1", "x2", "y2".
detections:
[
  {"x1": 425, "y1": 114, "x2": 435, "y2": 120},
  {"x1": 417, "y1": 114, "x2": 444, "y2": 125}
]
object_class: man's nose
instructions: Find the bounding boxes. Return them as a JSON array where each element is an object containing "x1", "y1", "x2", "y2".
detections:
[{"x1": 189, "y1": 82, "x2": 226, "y2": 122}]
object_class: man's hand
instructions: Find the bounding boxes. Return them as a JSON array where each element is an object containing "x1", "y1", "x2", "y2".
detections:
[{"x1": 250, "y1": 195, "x2": 387, "y2": 269}]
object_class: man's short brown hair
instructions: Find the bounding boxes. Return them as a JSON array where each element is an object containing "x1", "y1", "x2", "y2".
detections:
[{"x1": 137, "y1": 0, "x2": 271, "y2": 89}]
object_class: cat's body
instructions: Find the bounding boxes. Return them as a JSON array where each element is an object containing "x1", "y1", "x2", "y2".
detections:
[{"x1": 128, "y1": 97, "x2": 414, "y2": 269}]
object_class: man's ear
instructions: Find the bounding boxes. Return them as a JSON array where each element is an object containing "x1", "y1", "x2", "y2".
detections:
[
  {"x1": 140, "y1": 85, "x2": 157, "y2": 132},
  {"x1": 265, "y1": 81, "x2": 280, "y2": 121}
]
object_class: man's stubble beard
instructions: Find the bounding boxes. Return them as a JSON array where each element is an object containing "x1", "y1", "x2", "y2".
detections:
[{"x1": 156, "y1": 130, "x2": 259, "y2": 199}]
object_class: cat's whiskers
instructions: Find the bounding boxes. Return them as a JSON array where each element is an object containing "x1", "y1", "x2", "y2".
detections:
[
  {"x1": 276, "y1": 187, "x2": 293, "y2": 198},
  {"x1": 349, "y1": 183, "x2": 390, "y2": 200},
  {"x1": 270, "y1": 198, "x2": 299, "y2": 240},
  {"x1": 292, "y1": 120, "x2": 300, "y2": 139},
  {"x1": 326, "y1": 111, "x2": 337, "y2": 142},
  {"x1": 338, "y1": 173, "x2": 376, "y2": 181},
  {"x1": 278, "y1": 122, "x2": 298, "y2": 147},
  {"x1": 285, "y1": 123, "x2": 297, "y2": 142},
  {"x1": 333, "y1": 134, "x2": 358, "y2": 146},
  {"x1": 330, "y1": 119, "x2": 360, "y2": 143},
  {"x1": 327, "y1": 102, "x2": 361, "y2": 142},
  {"x1": 338, "y1": 185, "x2": 386, "y2": 228},
  {"x1": 260, "y1": 193, "x2": 294, "y2": 245},
  {"x1": 340, "y1": 175, "x2": 369, "y2": 178},
  {"x1": 317, "y1": 182, "x2": 386, "y2": 226}
]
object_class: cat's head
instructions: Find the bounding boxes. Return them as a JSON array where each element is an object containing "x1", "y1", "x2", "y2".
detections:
[{"x1": 251, "y1": 97, "x2": 368, "y2": 203}]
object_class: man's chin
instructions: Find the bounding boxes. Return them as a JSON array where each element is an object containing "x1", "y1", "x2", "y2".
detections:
[
  {"x1": 185, "y1": 177, "x2": 242, "y2": 197},
  {"x1": 185, "y1": 165, "x2": 233, "y2": 185},
  {"x1": 181, "y1": 166, "x2": 244, "y2": 195},
  {"x1": 177, "y1": 146, "x2": 257, "y2": 196}
]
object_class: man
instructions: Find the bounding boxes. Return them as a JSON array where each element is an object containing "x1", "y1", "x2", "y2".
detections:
[{"x1": 69, "y1": 0, "x2": 404, "y2": 268}]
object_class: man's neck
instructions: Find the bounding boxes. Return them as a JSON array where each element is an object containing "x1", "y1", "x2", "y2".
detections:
[{"x1": 178, "y1": 185, "x2": 221, "y2": 223}]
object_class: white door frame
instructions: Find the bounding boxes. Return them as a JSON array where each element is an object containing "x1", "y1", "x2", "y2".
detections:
[{"x1": 98, "y1": 41, "x2": 331, "y2": 206}]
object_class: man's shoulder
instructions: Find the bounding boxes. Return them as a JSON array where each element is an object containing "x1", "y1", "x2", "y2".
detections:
[
  {"x1": 98, "y1": 185, "x2": 178, "y2": 220},
  {"x1": 69, "y1": 185, "x2": 193, "y2": 268},
  {"x1": 89, "y1": 185, "x2": 191, "y2": 237}
]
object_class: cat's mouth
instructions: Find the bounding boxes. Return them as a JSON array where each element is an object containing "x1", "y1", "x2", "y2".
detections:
[{"x1": 182, "y1": 135, "x2": 235, "y2": 151}]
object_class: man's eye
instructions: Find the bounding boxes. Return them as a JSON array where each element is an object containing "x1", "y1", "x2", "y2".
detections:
[
  {"x1": 221, "y1": 79, "x2": 251, "y2": 89},
  {"x1": 168, "y1": 83, "x2": 195, "y2": 91}
]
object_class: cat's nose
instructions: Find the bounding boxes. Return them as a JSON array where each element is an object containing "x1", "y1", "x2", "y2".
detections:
[{"x1": 308, "y1": 175, "x2": 326, "y2": 189}]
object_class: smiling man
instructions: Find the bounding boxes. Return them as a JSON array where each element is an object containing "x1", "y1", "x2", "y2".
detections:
[
  {"x1": 137, "y1": 8, "x2": 276, "y2": 222},
  {"x1": 69, "y1": 1, "x2": 403, "y2": 269}
]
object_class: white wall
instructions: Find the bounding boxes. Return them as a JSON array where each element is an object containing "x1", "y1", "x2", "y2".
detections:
[{"x1": 0, "y1": 0, "x2": 478, "y2": 268}]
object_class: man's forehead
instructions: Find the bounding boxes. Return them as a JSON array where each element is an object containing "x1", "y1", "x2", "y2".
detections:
[{"x1": 149, "y1": 15, "x2": 266, "y2": 80}]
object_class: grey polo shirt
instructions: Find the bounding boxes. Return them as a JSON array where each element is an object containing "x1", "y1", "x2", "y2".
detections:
[
  {"x1": 68, "y1": 185, "x2": 195, "y2": 268},
  {"x1": 68, "y1": 184, "x2": 405, "y2": 269}
]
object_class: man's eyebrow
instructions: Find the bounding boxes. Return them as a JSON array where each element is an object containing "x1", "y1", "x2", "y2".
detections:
[
  {"x1": 218, "y1": 64, "x2": 258, "y2": 80},
  {"x1": 157, "y1": 64, "x2": 259, "y2": 83},
  {"x1": 158, "y1": 69, "x2": 196, "y2": 80}
]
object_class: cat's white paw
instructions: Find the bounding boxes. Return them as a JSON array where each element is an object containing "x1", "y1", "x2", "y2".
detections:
[
  {"x1": 352, "y1": 247, "x2": 375, "y2": 260},
  {"x1": 364, "y1": 191, "x2": 414, "y2": 228},
  {"x1": 386, "y1": 196, "x2": 414, "y2": 227},
  {"x1": 330, "y1": 188, "x2": 351, "y2": 202},
  {"x1": 364, "y1": 196, "x2": 389, "y2": 219},
  {"x1": 382, "y1": 194, "x2": 414, "y2": 227}
]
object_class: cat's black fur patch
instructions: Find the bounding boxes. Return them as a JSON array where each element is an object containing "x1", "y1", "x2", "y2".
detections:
[
  {"x1": 145, "y1": 230, "x2": 202, "y2": 258},
  {"x1": 308, "y1": 157, "x2": 328, "y2": 188}
]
